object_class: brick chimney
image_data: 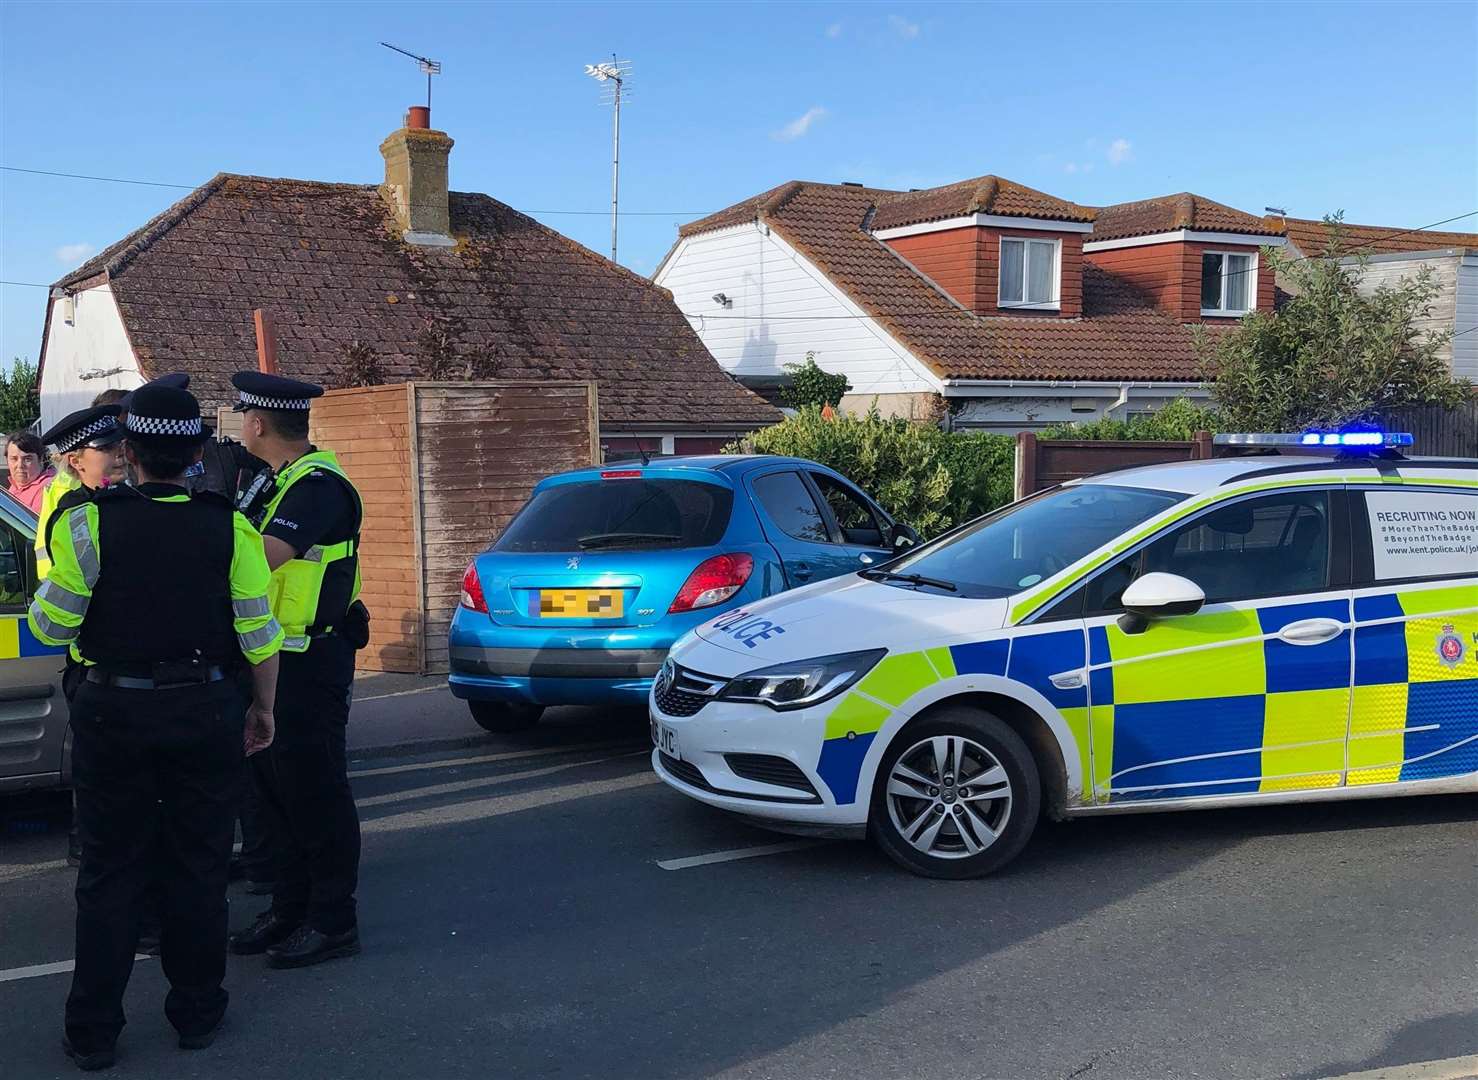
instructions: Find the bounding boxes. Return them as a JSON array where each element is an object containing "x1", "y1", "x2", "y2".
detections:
[{"x1": 379, "y1": 107, "x2": 456, "y2": 247}]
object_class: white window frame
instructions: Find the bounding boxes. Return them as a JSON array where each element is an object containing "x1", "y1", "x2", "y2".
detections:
[
  {"x1": 1200, "y1": 249, "x2": 1258, "y2": 317},
  {"x1": 998, "y1": 236, "x2": 1061, "y2": 310}
]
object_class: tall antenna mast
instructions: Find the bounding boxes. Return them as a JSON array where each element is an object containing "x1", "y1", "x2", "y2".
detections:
[
  {"x1": 381, "y1": 41, "x2": 442, "y2": 111},
  {"x1": 583, "y1": 56, "x2": 631, "y2": 263}
]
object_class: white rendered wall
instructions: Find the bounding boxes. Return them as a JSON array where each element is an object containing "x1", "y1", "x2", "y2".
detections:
[
  {"x1": 656, "y1": 223, "x2": 942, "y2": 399},
  {"x1": 37, "y1": 285, "x2": 143, "y2": 429}
]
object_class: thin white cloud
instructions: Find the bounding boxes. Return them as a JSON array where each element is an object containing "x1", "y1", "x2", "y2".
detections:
[
  {"x1": 773, "y1": 106, "x2": 828, "y2": 142},
  {"x1": 887, "y1": 14, "x2": 920, "y2": 39},
  {"x1": 1107, "y1": 138, "x2": 1133, "y2": 165},
  {"x1": 54, "y1": 242, "x2": 95, "y2": 265},
  {"x1": 825, "y1": 22, "x2": 843, "y2": 38}
]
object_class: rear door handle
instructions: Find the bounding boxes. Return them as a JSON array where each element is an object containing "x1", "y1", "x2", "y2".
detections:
[
  {"x1": 792, "y1": 563, "x2": 812, "y2": 581},
  {"x1": 858, "y1": 553, "x2": 876, "y2": 565},
  {"x1": 1277, "y1": 618, "x2": 1344, "y2": 646}
]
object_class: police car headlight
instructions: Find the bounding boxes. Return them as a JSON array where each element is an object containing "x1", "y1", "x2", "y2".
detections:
[{"x1": 719, "y1": 650, "x2": 886, "y2": 711}]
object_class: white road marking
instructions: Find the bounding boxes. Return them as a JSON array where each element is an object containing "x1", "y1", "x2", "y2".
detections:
[
  {"x1": 349, "y1": 740, "x2": 640, "y2": 779},
  {"x1": 1318, "y1": 1055, "x2": 1478, "y2": 1080},
  {"x1": 355, "y1": 751, "x2": 646, "y2": 809},
  {"x1": 656, "y1": 840, "x2": 829, "y2": 871},
  {"x1": 0, "y1": 955, "x2": 150, "y2": 985},
  {"x1": 354, "y1": 685, "x2": 446, "y2": 703},
  {"x1": 363, "y1": 771, "x2": 659, "y2": 835},
  {"x1": 0, "y1": 858, "x2": 70, "y2": 885}
]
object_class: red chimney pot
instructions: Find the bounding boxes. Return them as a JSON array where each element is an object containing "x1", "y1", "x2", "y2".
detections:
[{"x1": 406, "y1": 105, "x2": 431, "y2": 130}]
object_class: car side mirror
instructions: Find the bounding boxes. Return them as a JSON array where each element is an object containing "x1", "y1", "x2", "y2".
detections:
[
  {"x1": 1117, "y1": 572, "x2": 1205, "y2": 635},
  {"x1": 891, "y1": 523, "x2": 920, "y2": 551}
]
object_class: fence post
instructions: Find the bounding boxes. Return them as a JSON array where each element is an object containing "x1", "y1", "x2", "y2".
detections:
[
  {"x1": 1014, "y1": 431, "x2": 1037, "y2": 501},
  {"x1": 1193, "y1": 429, "x2": 1213, "y2": 459}
]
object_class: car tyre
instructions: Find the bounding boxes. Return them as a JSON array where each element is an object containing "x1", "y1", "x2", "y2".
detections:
[
  {"x1": 468, "y1": 701, "x2": 544, "y2": 733},
  {"x1": 870, "y1": 706, "x2": 1041, "y2": 879}
]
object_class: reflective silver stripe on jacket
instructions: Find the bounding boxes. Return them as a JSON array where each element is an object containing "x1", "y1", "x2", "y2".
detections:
[
  {"x1": 233, "y1": 596, "x2": 272, "y2": 620},
  {"x1": 28, "y1": 602, "x2": 79, "y2": 642},
  {"x1": 237, "y1": 618, "x2": 283, "y2": 654},
  {"x1": 36, "y1": 578, "x2": 89, "y2": 617},
  {"x1": 70, "y1": 512, "x2": 100, "y2": 588},
  {"x1": 281, "y1": 634, "x2": 310, "y2": 652},
  {"x1": 302, "y1": 545, "x2": 324, "y2": 563}
]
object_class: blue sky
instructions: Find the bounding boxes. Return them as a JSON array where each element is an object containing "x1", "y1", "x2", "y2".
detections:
[{"x1": 2, "y1": 0, "x2": 1475, "y2": 366}]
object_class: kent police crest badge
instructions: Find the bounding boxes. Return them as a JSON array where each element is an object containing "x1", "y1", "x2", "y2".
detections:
[{"x1": 1436, "y1": 624, "x2": 1465, "y2": 668}]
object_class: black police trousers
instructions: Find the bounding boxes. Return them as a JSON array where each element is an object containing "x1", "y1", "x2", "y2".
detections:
[
  {"x1": 66, "y1": 677, "x2": 245, "y2": 1052},
  {"x1": 252, "y1": 634, "x2": 360, "y2": 934}
]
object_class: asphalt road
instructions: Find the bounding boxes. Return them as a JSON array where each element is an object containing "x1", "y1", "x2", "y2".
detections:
[{"x1": 2, "y1": 681, "x2": 1476, "y2": 1080}]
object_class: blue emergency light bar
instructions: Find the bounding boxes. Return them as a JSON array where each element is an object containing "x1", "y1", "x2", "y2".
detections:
[{"x1": 1213, "y1": 431, "x2": 1414, "y2": 450}]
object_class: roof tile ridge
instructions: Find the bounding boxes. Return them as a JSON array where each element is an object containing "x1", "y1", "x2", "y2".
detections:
[
  {"x1": 757, "y1": 180, "x2": 808, "y2": 220},
  {"x1": 1175, "y1": 193, "x2": 1197, "y2": 230},
  {"x1": 55, "y1": 173, "x2": 231, "y2": 289},
  {"x1": 967, "y1": 176, "x2": 1000, "y2": 215}
]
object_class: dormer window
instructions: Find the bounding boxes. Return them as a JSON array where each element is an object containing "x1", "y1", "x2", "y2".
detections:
[
  {"x1": 1201, "y1": 251, "x2": 1255, "y2": 315},
  {"x1": 999, "y1": 237, "x2": 1060, "y2": 309}
]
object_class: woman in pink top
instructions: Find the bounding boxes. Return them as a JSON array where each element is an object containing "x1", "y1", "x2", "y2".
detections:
[{"x1": 6, "y1": 430, "x2": 55, "y2": 513}]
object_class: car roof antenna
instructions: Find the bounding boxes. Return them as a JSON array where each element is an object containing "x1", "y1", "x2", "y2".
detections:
[{"x1": 638, "y1": 441, "x2": 651, "y2": 466}]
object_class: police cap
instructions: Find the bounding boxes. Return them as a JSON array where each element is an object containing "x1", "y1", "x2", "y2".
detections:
[
  {"x1": 121, "y1": 384, "x2": 213, "y2": 444},
  {"x1": 230, "y1": 372, "x2": 323, "y2": 413},
  {"x1": 41, "y1": 406, "x2": 123, "y2": 454}
]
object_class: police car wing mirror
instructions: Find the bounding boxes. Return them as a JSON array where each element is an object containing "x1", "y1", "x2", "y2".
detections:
[
  {"x1": 891, "y1": 524, "x2": 920, "y2": 551},
  {"x1": 1118, "y1": 572, "x2": 1205, "y2": 635}
]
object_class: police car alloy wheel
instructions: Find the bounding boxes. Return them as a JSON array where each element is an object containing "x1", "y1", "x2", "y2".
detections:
[
  {"x1": 870, "y1": 708, "x2": 1041, "y2": 880},
  {"x1": 468, "y1": 701, "x2": 544, "y2": 733}
]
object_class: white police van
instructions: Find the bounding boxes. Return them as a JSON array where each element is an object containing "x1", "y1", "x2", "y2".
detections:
[{"x1": 650, "y1": 433, "x2": 1478, "y2": 878}]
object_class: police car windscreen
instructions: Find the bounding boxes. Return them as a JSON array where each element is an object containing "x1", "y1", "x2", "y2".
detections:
[
  {"x1": 495, "y1": 479, "x2": 735, "y2": 552},
  {"x1": 888, "y1": 485, "x2": 1183, "y2": 598}
]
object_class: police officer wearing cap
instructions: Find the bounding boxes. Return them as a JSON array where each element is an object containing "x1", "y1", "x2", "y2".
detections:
[
  {"x1": 28, "y1": 384, "x2": 283, "y2": 1070},
  {"x1": 227, "y1": 372, "x2": 367, "y2": 969},
  {"x1": 35, "y1": 405, "x2": 128, "y2": 579}
]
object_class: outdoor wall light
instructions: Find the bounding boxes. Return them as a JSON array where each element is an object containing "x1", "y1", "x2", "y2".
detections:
[{"x1": 712, "y1": 293, "x2": 733, "y2": 308}]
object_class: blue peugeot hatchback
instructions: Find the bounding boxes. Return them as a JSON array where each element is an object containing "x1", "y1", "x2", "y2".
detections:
[{"x1": 447, "y1": 455, "x2": 917, "y2": 731}]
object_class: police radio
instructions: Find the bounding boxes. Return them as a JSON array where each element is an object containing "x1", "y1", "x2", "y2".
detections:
[{"x1": 237, "y1": 468, "x2": 278, "y2": 529}]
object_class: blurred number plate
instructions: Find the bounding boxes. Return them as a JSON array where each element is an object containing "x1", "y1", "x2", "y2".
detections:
[
  {"x1": 651, "y1": 718, "x2": 680, "y2": 759},
  {"x1": 536, "y1": 589, "x2": 624, "y2": 619}
]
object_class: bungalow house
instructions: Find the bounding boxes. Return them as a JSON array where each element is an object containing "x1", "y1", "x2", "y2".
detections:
[
  {"x1": 654, "y1": 176, "x2": 1292, "y2": 430},
  {"x1": 1268, "y1": 215, "x2": 1477, "y2": 384},
  {"x1": 37, "y1": 108, "x2": 780, "y2": 455}
]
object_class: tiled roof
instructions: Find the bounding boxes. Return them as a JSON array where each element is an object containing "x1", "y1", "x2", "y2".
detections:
[
  {"x1": 1092, "y1": 193, "x2": 1284, "y2": 242},
  {"x1": 52, "y1": 174, "x2": 779, "y2": 430},
  {"x1": 691, "y1": 181, "x2": 1225, "y2": 383},
  {"x1": 870, "y1": 175, "x2": 1096, "y2": 231},
  {"x1": 1276, "y1": 216, "x2": 1478, "y2": 259}
]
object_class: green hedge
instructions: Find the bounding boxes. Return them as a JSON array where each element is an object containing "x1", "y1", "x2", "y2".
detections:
[
  {"x1": 1038, "y1": 397, "x2": 1218, "y2": 441},
  {"x1": 728, "y1": 407, "x2": 1014, "y2": 538}
]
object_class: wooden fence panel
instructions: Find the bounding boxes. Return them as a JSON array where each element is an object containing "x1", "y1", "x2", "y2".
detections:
[
  {"x1": 1383, "y1": 401, "x2": 1478, "y2": 457},
  {"x1": 1014, "y1": 431, "x2": 1214, "y2": 499}
]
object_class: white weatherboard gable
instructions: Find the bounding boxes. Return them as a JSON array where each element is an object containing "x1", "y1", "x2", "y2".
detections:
[
  {"x1": 38, "y1": 285, "x2": 144, "y2": 429},
  {"x1": 655, "y1": 223, "x2": 943, "y2": 398}
]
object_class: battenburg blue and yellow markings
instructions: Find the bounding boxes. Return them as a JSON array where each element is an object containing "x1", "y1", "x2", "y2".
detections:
[
  {"x1": 0, "y1": 612, "x2": 67, "y2": 660},
  {"x1": 813, "y1": 583, "x2": 1478, "y2": 808}
]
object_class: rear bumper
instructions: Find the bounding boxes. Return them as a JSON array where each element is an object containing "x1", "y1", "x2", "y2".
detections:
[
  {"x1": 448, "y1": 671, "x2": 654, "y2": 707},
  {"x1": 449, "y1": 645, "x2": 666, "y2": 680}
]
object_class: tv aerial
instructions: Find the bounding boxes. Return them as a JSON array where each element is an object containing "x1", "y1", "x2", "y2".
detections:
[{"x1": 381, "y1": 41, "x2": 442, "y2": 110}]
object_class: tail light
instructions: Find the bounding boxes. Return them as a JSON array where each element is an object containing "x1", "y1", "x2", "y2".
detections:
[
  {"x1": 669, "y1": 553, "x2": 754, "y2": 613},
  {"x1": 460, "y1": 561, "x2": 488, "y2": 613}
]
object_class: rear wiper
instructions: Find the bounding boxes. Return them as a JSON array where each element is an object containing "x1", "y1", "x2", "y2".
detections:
[
  {"x1": 862, "y1": 569, "x2": 958, "y2": 593},
  {"x1": 576, "y1": 532, "x2": 683, "y2": 549}
]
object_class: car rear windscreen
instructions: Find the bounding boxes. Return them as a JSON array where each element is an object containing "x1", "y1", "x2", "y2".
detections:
[{"x1": 495, "y1": 479, "x2": 735, "y2": 552}]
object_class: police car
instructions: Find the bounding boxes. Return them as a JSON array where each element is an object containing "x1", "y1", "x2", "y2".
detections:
[{"x1": 650, "y1": 433, "x2": 1478, "y2": 878}]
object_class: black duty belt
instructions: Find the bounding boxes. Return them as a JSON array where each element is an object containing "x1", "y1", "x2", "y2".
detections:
[{"x1": 87, "y1": 665, "x2": 228, "y2": 691}]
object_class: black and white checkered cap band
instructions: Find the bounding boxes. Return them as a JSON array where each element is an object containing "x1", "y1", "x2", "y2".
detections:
[
  {"x1": 125, "y1": 413, "x2": 203, "y2": 437},
  {"x1": 237, "y1": 391, "x2": 312, "y2": 410},
  {"x1": 56, "y1": 416, "x2": 118, "y2": 452}
]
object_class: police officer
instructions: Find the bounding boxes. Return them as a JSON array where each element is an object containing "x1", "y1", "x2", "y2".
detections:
[
  {"x1": 227, "y1": 372, "x2": 366, "y2": 969},
  {"x1": 35, "y1": 404, "x2": 127, "y2": 579},
  {"x1": 28, "y1": 383, "x2": 283, "y2": 1071}
]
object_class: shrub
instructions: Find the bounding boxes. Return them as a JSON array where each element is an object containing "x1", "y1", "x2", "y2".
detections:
[
  {"x1": 728, "y1": 406, "x2": 1013, "y2": 538},
  {"x1": 1039, "y1": 397, "x2": 1219, "y2": 441},
  {"x1": 781, "y1": 356, "x2": 851, "y2": 409}
]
